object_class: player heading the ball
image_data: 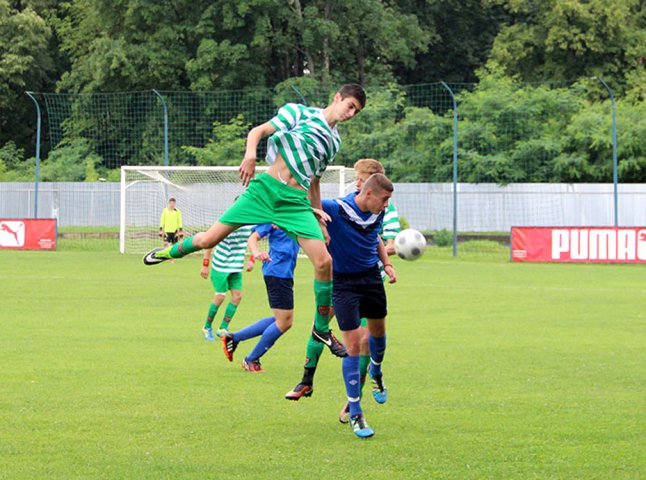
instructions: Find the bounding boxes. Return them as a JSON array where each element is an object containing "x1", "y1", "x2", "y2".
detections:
[{"x1": 143, "y1": 84, "x2": 367, "y2": 360}]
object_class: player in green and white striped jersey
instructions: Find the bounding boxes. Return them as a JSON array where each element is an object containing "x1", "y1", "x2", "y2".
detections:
[
  {"x1": 381, "y1": 202, "x2": 401, "y2": 255},
  {"x1": 143, "y1": 84, "x2": 366, "y2": 374},
  {"x1": 200, "y1": 226, "x2": 253, "y2": 340},
  {"x1": 266, "y1": 102, "x2": 341, "y2": 188}
]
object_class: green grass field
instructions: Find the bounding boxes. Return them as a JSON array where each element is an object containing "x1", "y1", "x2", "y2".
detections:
[{"x1": 1, "y1": 246, "x2": 645, "y2": 479}]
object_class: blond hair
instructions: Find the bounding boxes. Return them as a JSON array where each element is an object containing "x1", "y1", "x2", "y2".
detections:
[{"x1": 353, "y1": 158, "x2": 385, "y2": 176}]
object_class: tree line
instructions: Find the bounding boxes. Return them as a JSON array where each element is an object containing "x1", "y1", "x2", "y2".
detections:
[{"x1": 1, "y1": 0, "x2": 644, "y2": 182}]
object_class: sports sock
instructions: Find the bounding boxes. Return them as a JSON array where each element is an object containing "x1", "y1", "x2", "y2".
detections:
[
  {"x1": 168, "y1": 236, "x2": 200, "y2": 258},
  {"x1": 304, "y1": 334, "x2": 325, "y2": 369},
  {"x1": 369, "y1": 335, "x2": 386, "y2": 376},
  {"x1": 359, "y1": 354, "x2": 370, "y2": 395},
  {"x1": 342, "y1": 355, "x2": 362, "y2": 417},
  {"x1": 246, "y1": 322, "x2": 284, "y2": 361},
  {"x1": 301, "y1": 366, "x2": 317, "y2": 386},
  {"x1": 312, "y1": 279, "x2": 332, "y2": 332},
  {"x1": 232, "y1": 316, "x2": 274, "y2": 342},
  {"x1": 203, "y1": 303, "x2": 219, "y2": 329},
  {"x1": 219, "y1": 302, "x2": 238, "y2": 330}
]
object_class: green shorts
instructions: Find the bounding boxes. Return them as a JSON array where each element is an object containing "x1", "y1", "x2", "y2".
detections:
[
  {"x1": 211, "y1": 270, "x2": 243, "y2": 293},
  {"x1": 218, "y1": 173, "x2": 324, "y2": 241}
]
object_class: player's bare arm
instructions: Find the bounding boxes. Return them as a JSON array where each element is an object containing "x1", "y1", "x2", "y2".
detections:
[
  {"x1": 378, "y1": 239, "x2": 396, "y2": 284},
  {"x1": 200, "y1": 248, "x2": 212, "y2": 279},
  {"x1": 240, "y1": 122, "x2": 277, "y2": 186}
]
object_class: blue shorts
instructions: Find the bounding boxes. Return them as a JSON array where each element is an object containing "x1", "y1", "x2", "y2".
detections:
[
  {"x1": 264, "y1": 276, "x2": 294, "y2": 310},
  {"x1": 333, "y1": 266, "x2": 387, "y2": 331}
]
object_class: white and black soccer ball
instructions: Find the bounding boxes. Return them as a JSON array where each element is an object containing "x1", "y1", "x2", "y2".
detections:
[{"x1": 394, "y1": 229, "x2": 427, "y2": 261}]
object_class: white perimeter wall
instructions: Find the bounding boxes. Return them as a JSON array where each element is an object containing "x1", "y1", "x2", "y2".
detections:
[{"x1": 1, "y1": 182, "x2": 644, "y2": 231}]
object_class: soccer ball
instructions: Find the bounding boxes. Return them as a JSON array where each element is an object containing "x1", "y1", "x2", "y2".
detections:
[{"x1": 394, "y1": 229, "x2": 427, "y2": 261}]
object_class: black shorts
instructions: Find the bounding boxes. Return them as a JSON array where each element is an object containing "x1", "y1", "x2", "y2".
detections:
[
  {"x1": 164, "y1": 231, "x2": 178, "y2": 244},
  {"x1": 264, "y1": 276, "x2": 294, "y2": 310},
  {"x1": 333, "y1": 266, "x2": 387, "y2": 331}
]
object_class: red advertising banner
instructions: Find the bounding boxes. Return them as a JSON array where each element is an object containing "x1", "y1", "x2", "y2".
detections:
[
  {"x1": 0, "y1": 219, "x2": 57, "y2": 250},
  {"x1": 511, "y1": 227, "x2": 646, "y2": 263}
]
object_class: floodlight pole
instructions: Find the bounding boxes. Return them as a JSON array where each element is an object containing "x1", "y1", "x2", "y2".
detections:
[
  {"x1": 594, "y1": 77, "x2": 618, "y2": 227},
  {"x1": 441, "y1": 81, "x2": 459, "y2": 257},
  {"x1": 153, "y1": 89, "x2": 169, "y2": 167},
  {"x1": 25, "y1": 92, "x2": 42, "y2": 218}
]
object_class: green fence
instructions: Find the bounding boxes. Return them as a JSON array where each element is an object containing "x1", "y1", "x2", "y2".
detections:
[{"x1": 24, "y1": 78, "x2": 632, "y2": 253}]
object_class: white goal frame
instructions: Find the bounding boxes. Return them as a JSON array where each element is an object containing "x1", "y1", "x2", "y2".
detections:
[{"x1": 120, "y1": 165, "x2": 351, "y2": 254}]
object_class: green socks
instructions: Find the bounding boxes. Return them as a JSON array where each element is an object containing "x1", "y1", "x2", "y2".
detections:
[
  {"x1": 304, "y1": 334, "x2": 325, "y2": 369},
  {"x1": 313, "y1": 279, "x2": 332, "y2": 332},
  {"x1": 204, "y1": 303, "x2": 219, "y2": 330},
  {"x1": 219, "y1": 302, "x2": 238, "y2": 330},
  {"x1": 169, "y1": 236, "x2": 200, "y2": 258}
]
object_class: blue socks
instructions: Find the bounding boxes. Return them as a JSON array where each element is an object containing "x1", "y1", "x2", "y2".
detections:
[
  {"x1": 342, "y1": 355, "x2": 362, "y2": 417},
  {"x1": 246, "y1": 322, "x2": 284, "y2": 361},
  {"x1": 369, "y1": 335, "x2": 386, "y2": 376},
  {"x1": 233, "y1": 316, "x2": 274, "y2": 342}
]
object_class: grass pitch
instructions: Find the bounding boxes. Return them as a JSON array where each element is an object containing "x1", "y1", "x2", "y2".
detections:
[{"x1": 1, "y1": 246, "x2": 645, "y2": 479}]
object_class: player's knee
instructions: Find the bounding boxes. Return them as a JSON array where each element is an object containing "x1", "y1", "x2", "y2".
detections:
[
  {"x1": 312, "y1": 251, "x2": 332, "y2": 275},
  {"x1": 231, "y1": 291, "x2": 242, "y2": 303},
  {"x1": 214, "y1": 293, "x2": 226, "y2": 303}
]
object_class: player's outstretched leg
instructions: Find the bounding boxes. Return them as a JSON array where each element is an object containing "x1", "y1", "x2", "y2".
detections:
[
  {"x1": 285, "y1": 336, "x2": 324, "y2": 400},
  {"x1": 143, "y1": 222, "x2": 237, "y2": 265},
  {"x1": 241, "y1": 311, "x2": 291, "y2": 373}
]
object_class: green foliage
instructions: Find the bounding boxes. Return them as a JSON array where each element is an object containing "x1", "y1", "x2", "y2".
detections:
[
  {"x1": 40, "y1": 138, "x2": 104, "y2": 181},
  {"x1": 433, "y1": 228, "x2": 453, "y2": 247},
  {"x1": 487, "y1": 0, "x2": 646, "y2": 96},
  {"x1": 182, "y1": 115, "x2": 250, "y2": 166},
  {"x1": 0, "y1": 141, "x2": 34, "y2": 181}
]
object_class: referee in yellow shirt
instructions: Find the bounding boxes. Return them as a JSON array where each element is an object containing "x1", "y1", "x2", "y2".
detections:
[{"x1": 159, "y1": 198, "x2": 183, "y2": 247}]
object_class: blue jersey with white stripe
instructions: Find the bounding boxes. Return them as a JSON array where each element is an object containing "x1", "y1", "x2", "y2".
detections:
[
  {"x1": 322, "y1": 193, "x2": 384, "y2": 274},
  {"x1": 253, "y1": 224, "x2": 300, "y2": 279}
]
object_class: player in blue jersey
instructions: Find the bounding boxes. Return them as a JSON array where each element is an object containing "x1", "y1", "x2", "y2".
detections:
[
  {"x1": 222, "y1": 224, "x2": 301, "y2": 372},
  {"x1": 292, "y1": 173, "x2": 396, "y2": 438},
  {"x1": 285, "y1": 159, "x2": 398, "y2": 408}
]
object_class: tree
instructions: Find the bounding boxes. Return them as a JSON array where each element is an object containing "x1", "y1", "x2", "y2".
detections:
[
  {"x1": 486, "y1": 0, "x2": 646, "y2": 95},
  {"x1": 0, "y1": 0, "x2": 53, "y2": 156}
]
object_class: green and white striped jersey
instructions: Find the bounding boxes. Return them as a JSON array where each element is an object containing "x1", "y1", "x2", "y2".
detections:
[
  {"x1": 381, "y1": 202, "x2": 401, "y2": 240},
  {"x1": 211, "y1": 226, "x2": 253, "y2": 273},
  {"x1": 267, "y1": 103, "x2": 341, "y2": 189}
]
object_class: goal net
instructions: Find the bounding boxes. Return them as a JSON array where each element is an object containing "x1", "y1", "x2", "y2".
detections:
[{"x1": 120, "y1": 166, "x2": 356, "y2": 254}]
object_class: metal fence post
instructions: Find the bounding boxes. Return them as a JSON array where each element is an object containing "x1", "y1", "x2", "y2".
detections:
[
  {"x1": 152, "y1": 89, "x2": 169, "y2": 167},
  {"x1": 25, "y1": 92, "x2": 42, "y2": 218},
  {"x1": 440, "y1": 81, "x2": 459, "y2": 257},
  {"x1": 594, "y1": 77, "x2": 618, "y2": 226}
]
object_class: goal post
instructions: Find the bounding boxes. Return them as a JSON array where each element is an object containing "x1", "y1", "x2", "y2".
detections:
[{"x1": 120, "y1": 165, "x2": 355, "y2": 254}]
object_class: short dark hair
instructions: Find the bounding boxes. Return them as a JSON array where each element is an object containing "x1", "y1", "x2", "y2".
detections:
[
  {"x1": 168, "y1": 198, "x2": 176, "y2": 202},
  {"x1": 363, "y1": 173, "x2": 393, "y2": 193},
  {"x1": 338, "y1": 84, "x2": 366, "y2": 109}
]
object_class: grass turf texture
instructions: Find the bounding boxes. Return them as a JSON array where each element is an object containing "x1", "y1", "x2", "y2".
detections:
[{"x1": 1, "y1": 248, "x2": 644, "y2": 479}]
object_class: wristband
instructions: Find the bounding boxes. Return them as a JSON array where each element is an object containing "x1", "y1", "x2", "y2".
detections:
[
  {"x1": 249, "y1": 256, "x2": 256, "y2": 263},
  {"x1": 202, "y1": 258, "x2": 209, "y2": 267},
  {"x1": 384, "y1": 263, "x2": 393, "y2": 268}
]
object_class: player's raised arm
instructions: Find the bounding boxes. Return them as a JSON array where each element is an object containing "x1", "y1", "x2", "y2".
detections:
[{"x1": 240, "y1": 122, "x2": 277, "y2": 187}]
